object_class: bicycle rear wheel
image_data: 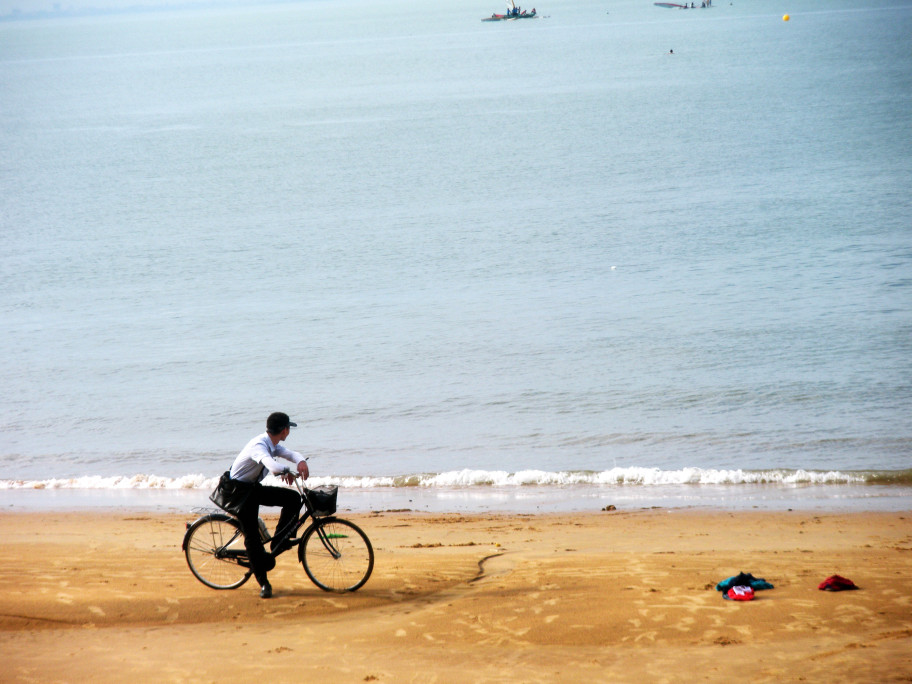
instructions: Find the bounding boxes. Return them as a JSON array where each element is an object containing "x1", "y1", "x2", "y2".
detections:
[
  {"x1": 184, "y1": 514, "x2": 252, "y2": 590},
  {"x1": 299, "y1": 517, "x2": 374, "y2": 592}
]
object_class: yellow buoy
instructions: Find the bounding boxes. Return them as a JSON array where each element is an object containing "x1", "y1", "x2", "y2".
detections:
[{"x1": 783, "y1": 14, "x2": 790, "y2": 21}]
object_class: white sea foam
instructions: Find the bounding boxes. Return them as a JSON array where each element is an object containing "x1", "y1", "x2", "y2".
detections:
[
  {"x1": 0, "y1": 474, "x2": 215, "y2": 490},
  {"x1": 0, "y1": 467, "x2": 871, "y2": 491}
]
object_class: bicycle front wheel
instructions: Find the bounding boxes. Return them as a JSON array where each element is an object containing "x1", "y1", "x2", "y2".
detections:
[
  {"x1": 184, "y1": 514, "x2": 252, "y2": 590},
  {"x1": 299, "y1": 517, "x2": 374, "y2": 592}
]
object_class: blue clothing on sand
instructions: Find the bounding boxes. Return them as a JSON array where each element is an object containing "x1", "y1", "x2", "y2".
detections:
[{"x1": 716, "y1": 572, "x2": 774, "y2": 592}]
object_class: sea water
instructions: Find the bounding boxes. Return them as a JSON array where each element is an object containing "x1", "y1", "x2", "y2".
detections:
[{"x1": 1, "y1": 0, "x2": 911, "y2": 512}]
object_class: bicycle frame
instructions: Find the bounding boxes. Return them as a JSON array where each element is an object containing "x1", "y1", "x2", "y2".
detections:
[{"x1": 255, "y1": 476, "x2": 340, "y2": 559}]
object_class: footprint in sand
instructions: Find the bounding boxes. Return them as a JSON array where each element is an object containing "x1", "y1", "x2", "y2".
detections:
[
  {"x1": 833, "y1": 604, "x2": 874, "y2": 624},
  {"x1": 671, "y1": 615, "x2": 696, "y2": 632},
  {"x1": 880, "y1": 588, "x2": 910, "y2": 606}
]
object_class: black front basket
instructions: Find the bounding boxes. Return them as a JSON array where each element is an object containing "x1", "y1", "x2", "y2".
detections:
[{"x1": 306, "y1": 485, "x2": 338, "y2": 517}]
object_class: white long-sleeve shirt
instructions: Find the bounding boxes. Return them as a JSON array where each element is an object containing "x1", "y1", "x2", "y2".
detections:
[{"x1": 229, "y1": 432, "x2": 306, "y2": 483}]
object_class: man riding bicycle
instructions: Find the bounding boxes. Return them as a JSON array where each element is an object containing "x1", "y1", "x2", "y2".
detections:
[{"x1": 229, "y1": 412, "x2": 310, "y2": 598}]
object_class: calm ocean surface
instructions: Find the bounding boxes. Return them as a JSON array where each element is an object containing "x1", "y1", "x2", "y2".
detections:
[{"x1": 1, "y1": 0, "x2": 911, "y2": 512}]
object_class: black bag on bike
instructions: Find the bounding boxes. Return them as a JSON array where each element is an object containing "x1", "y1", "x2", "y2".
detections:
[{"x1": 209, "y1": 471, "x2": 254, "y2": 515}]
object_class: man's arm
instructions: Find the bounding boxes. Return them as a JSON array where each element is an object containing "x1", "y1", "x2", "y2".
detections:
[
  {"x1": 269, "y1": 444, "x2": 310, "y2": 483},
  {"x1": 273, "y1": 444, "x2": 305, "y2": 464}
]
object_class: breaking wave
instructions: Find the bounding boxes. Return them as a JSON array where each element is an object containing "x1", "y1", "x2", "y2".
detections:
[{"x1": 2, "y1": 467, "x2": 909, "y2": 491}]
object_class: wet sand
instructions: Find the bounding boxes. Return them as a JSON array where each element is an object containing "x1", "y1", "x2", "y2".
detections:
[{"x1": 1, "y1": 508, "x2": 910, "y2": 682}]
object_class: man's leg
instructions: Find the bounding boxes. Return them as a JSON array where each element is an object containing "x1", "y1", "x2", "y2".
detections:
[
  {"x1": 256, "y1": 485, "x2": 302, "y2": 553},
  {"x1": 235, "y1": 490, "x2": 275, "y2": 591}
]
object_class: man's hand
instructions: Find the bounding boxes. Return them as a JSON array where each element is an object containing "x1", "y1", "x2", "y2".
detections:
[{"x1": 296, "y1": 460, "x2": 310, "y2": 480}]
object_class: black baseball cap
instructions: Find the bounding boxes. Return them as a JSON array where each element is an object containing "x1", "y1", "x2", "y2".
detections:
[{"x1": 266, "y1": 412, "x2": 297, "y2": 434}]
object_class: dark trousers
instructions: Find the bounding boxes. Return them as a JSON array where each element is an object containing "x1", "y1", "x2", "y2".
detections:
[{"x1": 236, "y1": 483, "x2": 301, "y2": 585}]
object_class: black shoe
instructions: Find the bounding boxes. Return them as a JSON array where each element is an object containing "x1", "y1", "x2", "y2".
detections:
[{"x1": 260, "y1": 582, "x2": 273, "y2": 599}]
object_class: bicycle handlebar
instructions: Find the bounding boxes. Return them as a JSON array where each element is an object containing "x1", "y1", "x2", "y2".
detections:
[{"x1": 280, "y1": 456, "x2": 309, "y2": 477}]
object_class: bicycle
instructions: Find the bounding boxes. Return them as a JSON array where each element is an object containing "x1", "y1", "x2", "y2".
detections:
[{"x1": 182, "y1": 475, "x2": 373, "y2": 593}]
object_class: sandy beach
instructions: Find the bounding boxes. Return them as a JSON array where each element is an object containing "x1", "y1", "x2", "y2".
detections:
[{"x1": 1, "y1": 507, "x2": 910, "y2": 683}]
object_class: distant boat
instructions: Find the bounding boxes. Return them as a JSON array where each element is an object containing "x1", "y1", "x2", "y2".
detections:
[
  {"x1": 654, "y1": 1, "x2": 713, "y2": 7},
  {"x1": 483, "y1": 0, "x2": 538, "y2": 21}
]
